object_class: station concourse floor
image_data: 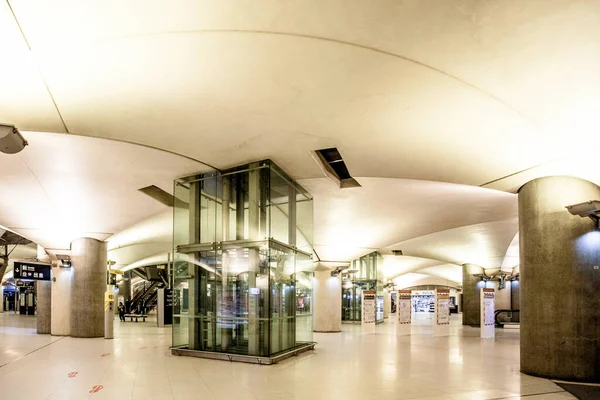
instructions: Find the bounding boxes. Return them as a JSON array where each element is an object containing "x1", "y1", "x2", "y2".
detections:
[{"x1": 0, "y1": 312, "x2": 574, "y2": 400}]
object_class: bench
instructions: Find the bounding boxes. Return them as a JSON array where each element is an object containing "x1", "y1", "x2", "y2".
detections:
[{"x1": 124, "y1": 314, "x2": 148, "y2": 322}]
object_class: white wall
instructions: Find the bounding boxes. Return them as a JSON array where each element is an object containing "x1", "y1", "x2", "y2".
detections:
[{"x1": 313, "y1": 270, "x2": 341, "y2": 332}]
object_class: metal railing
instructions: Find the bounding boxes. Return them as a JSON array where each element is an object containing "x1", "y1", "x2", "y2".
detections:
[{"x1": 494, "y1": 309, "x2": 520, "y2": 328}]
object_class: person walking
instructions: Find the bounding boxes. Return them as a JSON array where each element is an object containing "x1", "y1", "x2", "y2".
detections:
[{"x1": 118, "y1": 302, "x2": 126, "y2": 322}]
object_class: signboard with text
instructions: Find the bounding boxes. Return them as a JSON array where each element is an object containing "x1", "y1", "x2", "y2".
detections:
[
  {"x1": 480, "y1": 288, "x2": 495, "y2": 338},
  {"x1": 436, "y1": 288, "x2": 450, "y2": 326},
  {"x1": 397, "y1": 290, "x2": 412, "y2": 325},
  {"x1": 13, "y1": 262, "x2": 51, "y2": 281},
  {"x1": 164, "y1": 288, "x2": 173, "y2": 325},
  {"x1": 362, "y1": 290, "x2": 376, "y2": 325}
]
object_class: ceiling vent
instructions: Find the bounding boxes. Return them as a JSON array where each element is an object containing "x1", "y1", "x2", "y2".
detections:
[
  {"x1": 391, "y1": 250, "x2": 403, "y2": 256},
  {"x1": 312, "y1": 147, "x2": 361, "y2": 188},
  {"x1": 138, "y1": 185, "x2": 174, "y2": 207}
]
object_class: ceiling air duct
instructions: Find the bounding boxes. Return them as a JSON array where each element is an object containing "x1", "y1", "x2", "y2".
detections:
[{"x1": 311, "y1": 147, "x2": 361, "y2": 188}]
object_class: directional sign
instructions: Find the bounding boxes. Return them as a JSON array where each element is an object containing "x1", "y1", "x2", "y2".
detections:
[
  {"x1": 13, "y1": 262, "x2": 51, "y2": 281},
  {"x1": 108, "y1": 269, "x2": 124, "y2": 275}
]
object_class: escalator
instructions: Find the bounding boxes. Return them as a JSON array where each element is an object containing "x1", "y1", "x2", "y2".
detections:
[
  {"x1": 130, "y1": 281, "x2": 160, "y2": 313},
  {"x1": 494, "y1": 309, "x2": 520, "y2": 329},
  {"x1": 127, "y1": 265, "x2": 168, "y2": 313}
]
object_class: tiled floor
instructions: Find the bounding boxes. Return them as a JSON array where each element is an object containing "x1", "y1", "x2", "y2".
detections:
[{"x1": 0, "y1": 312, "x2": 573, "y2": 400}]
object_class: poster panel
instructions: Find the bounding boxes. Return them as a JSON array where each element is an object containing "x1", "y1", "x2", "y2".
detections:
[
  {"x1": 480, "y1": 288, "x2": 495, "y2": 338},
  {"x1": 362, "y1": 290, "x2": 376, "y2": 325},
  {"x1": 436, "y1": 289, "x2": 450, "y2": 326},
  {"x1": 398, "y1": 290, "x2": 412, "y2": 324}
]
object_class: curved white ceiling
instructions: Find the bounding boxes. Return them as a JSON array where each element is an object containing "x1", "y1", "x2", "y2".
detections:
[
  {"x1": 2, "y1": 1, "x2": 600, "y2": 185},
  {"x1": 300, "y1": 177, "x2": 517, "y2": 262},
  {"x1": 1, "y1": 1, "x2": 598, "y2": 280},
  {"x1": 0, "y1": 132, "x2": 208, "y2": 250}
]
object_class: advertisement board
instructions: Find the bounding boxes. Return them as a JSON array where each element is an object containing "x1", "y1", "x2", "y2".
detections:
[
  {"x1": 362, "y1": 290, "x2": 376, "y2": 325},
  {"x1": 480, "y1": 288, "x2": 495, "y2": 338},
  {"x1": 436, "y1": 289, "x2": 450, "y2": 325},
  {"x1": 397, "y1": 290, "x2": 412, "y2": 325}
]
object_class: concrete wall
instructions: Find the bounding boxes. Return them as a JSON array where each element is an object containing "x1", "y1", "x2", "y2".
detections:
[
  {"x1": 313, "y1": 270, "x2": 341, "y2": 332},
  {"x1": 486, "y1": 281, "x2": 511, "y2": 310},
  {"x1": 462, "y1": 264, "x2": 484, "y2": 325}
]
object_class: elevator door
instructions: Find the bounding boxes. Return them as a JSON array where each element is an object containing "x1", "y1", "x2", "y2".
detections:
[
  {"x1": 342, "y1": 284, "x2": 363, "y2": 323},
  {"x1": 342, "y1": 281, "x2": 377, "y2": 323}
]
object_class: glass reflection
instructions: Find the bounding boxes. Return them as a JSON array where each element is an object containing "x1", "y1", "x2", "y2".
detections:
[{"x1": 172, "y1": 160, "x2": 314, "y2": 357}]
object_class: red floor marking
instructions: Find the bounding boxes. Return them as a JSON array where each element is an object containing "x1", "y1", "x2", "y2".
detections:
[
  {"x1": 89, "y1": 385, "x2": 103, "y2": 394},
  {"x1": 100, "y1": 353, "x2": 111, "y2": 357},
  {"x1": 67, "y1": 372, "x2": 78, "y2": 378}
]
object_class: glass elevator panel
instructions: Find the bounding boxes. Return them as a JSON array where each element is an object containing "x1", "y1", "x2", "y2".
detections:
[
  {"x1": 173, "y1": 160, "x2": 314, "y2": 357},
  {"x1": 341, "y1": 251, "x2": 383, "y2": 323}
]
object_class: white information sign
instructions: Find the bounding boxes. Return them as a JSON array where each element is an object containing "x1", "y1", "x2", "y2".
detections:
[
  {"x1": 434, "y1": 288, "x2": 451, "y2": 337},
  {"x1": 480, "y1": 288, "x2": 495, "y2": 339},
  {"x1": 397, "y1": 290, "x2": 412, "y2": 325},
  {"x1": 362, "y1": 291, "x2": 376, "y2": 324},
  {"x1": 436, "y1": 289, "x2": 450, "y2": 325},
  {"x1": 396, "y1": 289, "x2": 412, "y2": 336}
]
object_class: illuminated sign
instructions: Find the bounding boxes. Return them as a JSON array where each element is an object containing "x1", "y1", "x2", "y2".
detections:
[{"x1": 13, "y1": 262, "x2": 51, "y2": 281}]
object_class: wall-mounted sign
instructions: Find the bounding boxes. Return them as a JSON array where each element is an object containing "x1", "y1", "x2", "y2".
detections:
[
  {"x1": 16, "y1": 280, "x2": 35, "y2": 288},
  {"x1": 108, "y1": 269, "x2": 124, "y2": 275},
  {"x1": 13, "y1": 262, "x2": 51, "y2": 281}
]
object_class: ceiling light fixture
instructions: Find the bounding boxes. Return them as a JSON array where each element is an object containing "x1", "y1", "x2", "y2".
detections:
[{"x1": 0, "y1": 124, "x2": 28, "y2": 154}]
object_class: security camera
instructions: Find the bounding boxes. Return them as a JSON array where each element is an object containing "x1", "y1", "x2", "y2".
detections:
[
  {"x1": 0, "y1": 124, "x2": 28, "y2": 154},
  {"x1": 565, "y1": 201, "x2": 600, "y2": 217}
]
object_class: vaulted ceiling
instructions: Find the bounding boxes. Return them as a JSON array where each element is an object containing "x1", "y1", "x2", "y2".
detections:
[{"x1": 2, "y1": 1, "x2": 600, "y2": 282}]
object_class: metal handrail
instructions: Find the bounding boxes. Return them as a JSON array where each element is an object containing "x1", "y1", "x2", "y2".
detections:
[{"x1": 494, "y1": 309, "x2": 520, "y2": 328}]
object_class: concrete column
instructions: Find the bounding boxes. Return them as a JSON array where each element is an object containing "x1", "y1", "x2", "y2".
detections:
[
  {"x1": 70, "y1": 238, "x2": 107, "y2": 338},
  {"x1": 51, "y1": 266, "x2": 73, "y2": 335},
  {"x1": 383, "y1": 289, "x2": 390, "y2": 318},
  {"x1": 313, "y1": 270, "x2": 341, "y2": 332},
  {"x1": 462, "y1": 263, "x2": 485, "y2": 326},
  {"x1": 36, "y1": 245, "x2": 51, "y2": 333},
  {"x1": 36, "y1": 281, "x2": 51, "y2": 334},
  {"x1": 520, "y1": 176, "x2": 600, "y2": 382}
]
